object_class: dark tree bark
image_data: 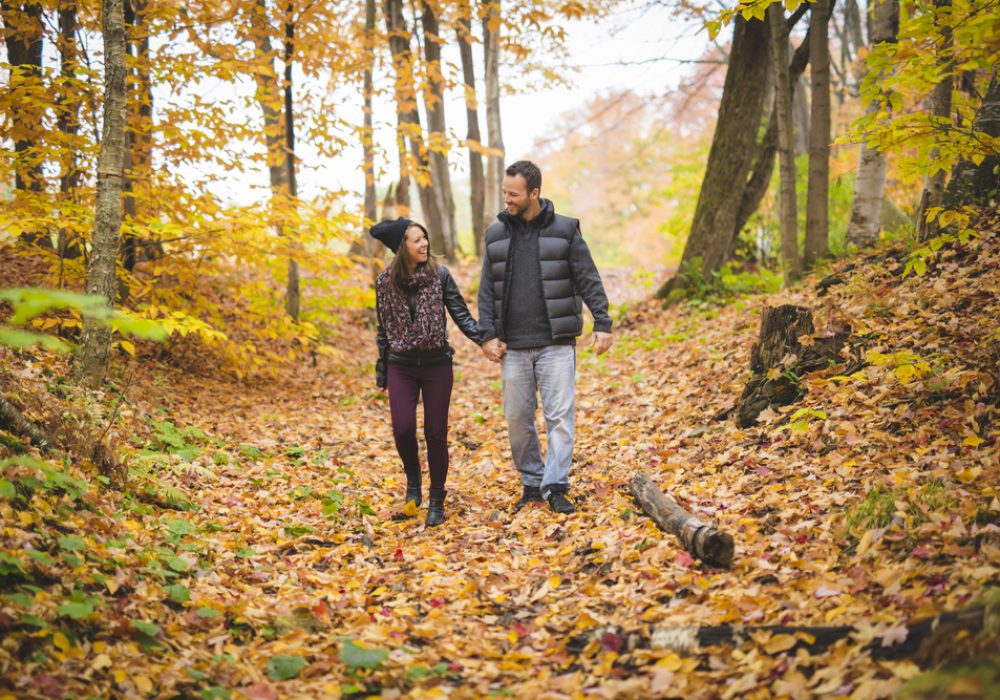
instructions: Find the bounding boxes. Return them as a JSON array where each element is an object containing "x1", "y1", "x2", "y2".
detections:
[
  {"x1": 916, "y1": 0, "x2": 954, "y2": 241},
  {"x1": 283, "y1": 0, "x2": 300, "y2": 320},
  {"x1": 768, "y1": 3, "x2": 802, "y2": 286},
  {"x1": 629, "y1": 474, "x2": 735, "y2": 568},
  {"x1": 76, "y1": 0, "x2": 127, "y2": 388},
  {"x1": 482, "y1": 0, "x2": 504, "y2": 220},
  {"x1": 420, "y1": 0, "x2": 457, "y2": 261},
  {"x1": 655, "y1": 17, "x2": 770, "y2": 298},
  {"x1": 349, "y1": 0, "x2": 381, "y2": 261},
  {"x1": 805, "y1": 0, "x2": 833, "y2": 268},
  {"x1": 942, "y1": 69, "x2": 1000, "y2": 210},
  {"x1": 56, "y1": 0, "x2": 83, "y2": 262},
  {"x1": 384, "y1": 0, "x2": 444, "y2": 243},
  {"x1": 2, "y1": 0, "x2": 49, "y2": 248},
  {"x1": 736, "y1": 304, "x2": 849, "y2": 426},
  {"x1": 457, "y1": 1, "x2": 486, "y2": 254}
]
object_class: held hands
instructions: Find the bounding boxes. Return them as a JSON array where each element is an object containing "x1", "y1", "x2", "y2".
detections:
[
  {"x1": 591, "y1": 331, "x2": 613, "y2": 356},
  {"x1": 481, "y1": 338, "x2": 507, "y2": 363}
]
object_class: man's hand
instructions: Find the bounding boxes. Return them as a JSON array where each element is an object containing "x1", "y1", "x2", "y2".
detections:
[
  {"x1": 481, "y1": 338, "x2": 507, "y2": 363},
  {"x1": 591, "y1": 331, "x2": 613, "y2": 356}
]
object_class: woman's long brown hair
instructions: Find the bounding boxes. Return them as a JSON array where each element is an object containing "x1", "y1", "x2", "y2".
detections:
[{"x1": 388, "y1": 222, "x2": 438, "y2": 296}]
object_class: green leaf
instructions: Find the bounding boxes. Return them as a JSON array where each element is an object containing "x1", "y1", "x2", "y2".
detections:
[
  {"x1": 266, "y1": 654, "x2": 306, "y2": 681},
  {"x1": 0, "y1": 327, "x2": 71, "y2": 352},
  {"x1": 58, "y1": 535, "x2": 86, "y2": 552},
  {"x1": 0, "y1": 479, "x2": 16, "y2": 498},
  {"x1": 4, "y1": 592, "x2": 32, "y2": 607},
  {"x1": 58, "y1": 601, "x2": 95, "y2": 620},
  {"x1": 167, "y1": 584, "x2": 190, "y2": 603},
  {"x1": 131, "y1": 620, "x2": 160, "y2": 637},
  {"x1": 196, "y1": 607, "x2": 220, "y2": 619},
  {"x1": 164, "y1": 555, "x2": 190, "y2": 572},
  {"x1": 0, "y1": 552, "x2": 24, "y2": 575},
  {"x1": 165, "y1": 519, "x2": 194, "y2": 536},
  {"x1": 339, "y1": 639, "x2": 388, "y2": 670}
]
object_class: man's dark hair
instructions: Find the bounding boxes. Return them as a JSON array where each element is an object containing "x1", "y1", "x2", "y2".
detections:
[{"x1": 505, "y1": 160, "x2": 542, "y2": 193}]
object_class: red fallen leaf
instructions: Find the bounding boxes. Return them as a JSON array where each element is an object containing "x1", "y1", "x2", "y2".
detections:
[
  {"x1": 600, "y1": 632, "x2": 623, "y2": 653},
  {"x1": 512, "y1": 622, "x2": 530, "y2": 637},
  {"x1": 312, "y1": 601, "x2": 328, "y2": 617},
  {"x1": 393, "y1": 548, "x2": 404, "y2": 560},
  {"x1": 675, "y1": 551, "x2": 695, "y2": 568},
  {"x1": 380, "y1": 607, "x2": 392, "y2": 617},
  {"x1": 34, "y1": 674, "x2": 64, "y2": 698},
  {"x1": 911, "y1": 545, "x2": 934, "y2": 559},
  {"x1": 430, "y1": 597, "x2": 446, "y2": 607},
  {"x1": 243, "y1": 682, "x2": 280, "y2": 700}
]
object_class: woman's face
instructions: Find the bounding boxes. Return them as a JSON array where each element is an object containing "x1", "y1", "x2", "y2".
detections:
[{"x1": 403, "y1": 225, "x2": 429, "y2": 266}]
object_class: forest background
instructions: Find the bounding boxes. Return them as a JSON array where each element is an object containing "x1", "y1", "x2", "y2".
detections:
[{"x1": 1, "y1": 0, "x2": 999, "y2": 696}]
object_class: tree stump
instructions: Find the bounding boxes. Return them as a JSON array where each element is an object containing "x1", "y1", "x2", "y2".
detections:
[
  {"x1": 736, "y1": 304, "x2": 849, "y2": 427},
  {"x1": 629, "y1": 473, "x2": 734, "y2": 568}
]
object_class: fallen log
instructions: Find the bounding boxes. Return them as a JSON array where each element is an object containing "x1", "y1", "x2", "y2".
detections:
[
  {"x1": 0, "y1": 396, "x2": 50, "y2": 449},
  {"x1": 629, "y1": 473, "x2": 734, "y2": 568}
]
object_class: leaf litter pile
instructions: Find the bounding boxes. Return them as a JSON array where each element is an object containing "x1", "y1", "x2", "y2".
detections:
[{"x1": 1, "y1": 229, "x2": 998, "y2": 699}]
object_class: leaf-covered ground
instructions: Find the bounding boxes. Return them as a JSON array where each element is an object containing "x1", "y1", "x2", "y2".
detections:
[{"x1": 1, "y1": 229, "x2": 998, "y2": 699}]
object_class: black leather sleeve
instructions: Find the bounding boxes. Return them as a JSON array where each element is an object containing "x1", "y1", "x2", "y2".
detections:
[
  {"x1": 375, "y1": 295, "x2": 388, "y2": 388},
  {"x1": 440, "y1": 267, "x2": 482, "y2": 345}
]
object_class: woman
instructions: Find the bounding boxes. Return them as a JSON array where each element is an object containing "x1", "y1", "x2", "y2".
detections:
[{"x1": 371, "y1": 217, "x2": 482, "y2": 526}]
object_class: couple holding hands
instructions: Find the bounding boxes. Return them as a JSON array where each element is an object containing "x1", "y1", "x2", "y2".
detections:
[{"x1": 372, "y1": 160, "x2": 613, "y2": 527}]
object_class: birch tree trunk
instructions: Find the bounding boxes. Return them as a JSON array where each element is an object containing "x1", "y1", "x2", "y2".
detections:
[
  {"x1": 420, "y1": 0, "x2": 457, "y2": 261},
  {"x1": 916, "y1": 0, "x2": 953, "y2": 241},
  {"x1": 768, "y1": 3, "x2": 802, "y2": 286},
  {"x1": 483, "y1": 0, "x2": 504, "y2": 220},
  {"x1": 76, "y1": 0, "x2": 126, "y2": 387},
  {"x1": 845, "y1": 0, "x2": 899, "y2": 249},
  {"x1": 457, "y1": 1, "x2": 486, "y2": 254},
  {"x1": 805, "y1": 0, "x2": 832, "y2": 268}
]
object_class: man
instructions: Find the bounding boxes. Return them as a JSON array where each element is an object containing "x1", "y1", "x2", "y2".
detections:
[{"x1": 478, "y1": 160, "x2": 613, "y2": 514}]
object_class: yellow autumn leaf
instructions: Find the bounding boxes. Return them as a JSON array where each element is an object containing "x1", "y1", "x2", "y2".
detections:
[
  {"x1": 548, "y1": 576, "x2": 562, "y2": 589},
  {"x1": 133, "y1": 675, "x2": 154, "y2": 694},
  {"x1": 956, "y1": 467, "x2": 981, "y2": 483},
  {"x1": 52, "y1": 632, "x2": 70, "y2": 652},
  {"x1": 402, "y1": 499, "x2": 418, "y2": 516},
  {"x1": 763, "y1": 633, "x2": 797, "y2": 654},
  {"x1": 119, "y1": 339, "x2": 136, "y2": 356},
  {"x1": 91, "y1": 653, "x2": 112, "y2": 670},
  {"x1": 656, "y1": 653, "x2": 684, "y2": 671},
  {"x1": 962, "y1": 434, "x2": 984, "y2": 447}
]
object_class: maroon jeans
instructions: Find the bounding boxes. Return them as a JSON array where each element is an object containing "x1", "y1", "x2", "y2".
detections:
[{"x1": 386, "y1": 361, "x2": 454, "y2": 489}]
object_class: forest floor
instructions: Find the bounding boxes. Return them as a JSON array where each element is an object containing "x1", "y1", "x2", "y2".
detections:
[{"x1": 1, "y1": 227, "x2": 999, "y2": 699}]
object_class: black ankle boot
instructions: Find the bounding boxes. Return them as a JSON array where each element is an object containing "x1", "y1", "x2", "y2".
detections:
[
  {"x1": 426, "y1": 488, "x2": 446, "y2": 527},
  {"x1": 405, "y1": 477, "x2": 422, "y2": 509}
]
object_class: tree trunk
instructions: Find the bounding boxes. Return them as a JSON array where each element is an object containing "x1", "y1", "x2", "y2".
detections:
[
  {"x1": 792, "y1": 73, "x2": 810, "y2": 156},
  {"x1": 736, "y1": 304, "x2": 849, "y2": 426},
  {"x1": 283, "y1": 0, "x2": 300, "y2": 320},
  {"x1": 655, "y1": 16, "x2": 771, "y2": 298},
  {"x1": 730, "y1": 23, "x2": 812, "y2": 262},
  {"x1": 942, "y1": 69, "x2": 1000, "y2": 210},
  {"x1": 56, "y1": 0, "x2": 83, "y2": 262},
  {"x1": 805, "y1": 0, "x2": 832, "y2": 268},
  {"x1": 457, "y1": 1, "x2": 486, "y2": 255},
  {"x1": 845, "y1": 0, "x2": 899, "y2": 249},
  {"x1": 121, "y1": 0, "x2": 137, "y2": 276},
  {"x1": 768, "y1": 3, "x2": 802, "y2": 286},
  {"x1": 121, "y1": 0, "x2": 154, "y2": 273},
  {"x1": 628, "y1": 474, "x2": 734, "y2": 568},
  {"x1": 2, "y1": 0, "x2": 49, "y2": 248},
  {"x1": 915, "y1": 0, "x2": 953, "y2": 241},
  {"x1": 76, "y1": 0, "x2": 126, "y2": 388},
  {"x1": 420, "y1": 1, "x2": 458, "y2": 261},
  {"x1": 349, "y1": 0, "x2": 381, "y2": 261},
  {"x1": 384, "y1": 0, "x2": 444, "y2": 244},
  {"x1": 483, "y1": 0, "x2": 504, "y2": 220}
]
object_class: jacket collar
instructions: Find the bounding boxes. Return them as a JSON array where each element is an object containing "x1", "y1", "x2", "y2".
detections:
[{"x1": 498, "y1": 198, "x2": 555, "y2": 231}]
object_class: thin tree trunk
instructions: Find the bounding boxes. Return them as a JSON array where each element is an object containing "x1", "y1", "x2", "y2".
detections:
[
  {"x1": 420, "y1": 0, "x2": 457, "y2": 261},
  {"x1": 793, "y1": 73, "x2": 810, "y2": 156},
  {"x1": 483, "y1": 0, "x2": 504, "y2": 220},
  {"x1": 121, "y1": 0, "x2": 137, "y2": 276},
  {"x1": 769, "y1": 3, "x2": 802, "y2": 286},
  {"x1": 76, "y1": 0, "x2": 127, "y2": 388},
  {"x1": 56, "y1": 0, "x2": 83, "y2": 262},
  {"x1": 805, "y1": 0, "x2": 832, "y2": 267},
  {"x1": 457, "y1": 1, "x2": 486, "y2": 255},
  {"x1": 845, "y1": 0, "x2": 899, "y2": 249},
  {"x1": 655, "y1": 16, "x2": 771, "y2": 298},
  {"x1": 283, "y1": 0, "x2": 299, "y2": 320},
  {"x1": 916, "y1": 0, "x2": 953, "y2": 240},
  {"x1": 2, "y1": 0, "x2": 49, "y2": 248},
  {"x1": 384, "y1": 0, "x2": 444, "y2": 241},
  {"x1": 350, "y1": 0, "x2": 380, "y2": 261}
]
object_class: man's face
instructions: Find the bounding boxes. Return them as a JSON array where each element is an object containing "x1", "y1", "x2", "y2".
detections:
[{"x1": 503, "y1": 174, "x2": 538, "y2": 219}]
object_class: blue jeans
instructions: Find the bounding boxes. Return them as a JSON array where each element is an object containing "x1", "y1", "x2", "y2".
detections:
[{"x1": 501, "y1": 345, "x2": 576, "y2": 498}]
